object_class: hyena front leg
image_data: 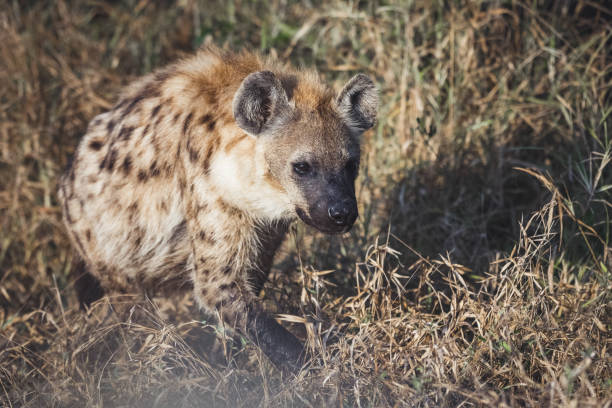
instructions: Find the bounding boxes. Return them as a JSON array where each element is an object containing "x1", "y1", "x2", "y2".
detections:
[
  {"x1": 186, "y1": 202, "x2": 304, "y2": 373},
  {"x1": 71, "y1": 255, "x2": 105, "y2": 309},
  {"x1": 248, "y1": 221, "x2": 289, "y2": 295}
]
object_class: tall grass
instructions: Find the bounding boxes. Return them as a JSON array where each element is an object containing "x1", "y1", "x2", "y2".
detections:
[{"x1": 1, "y1": 1, "x2": 610, "y2": 406}]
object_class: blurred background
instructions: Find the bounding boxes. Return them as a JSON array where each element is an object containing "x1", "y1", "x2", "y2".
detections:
[{"x1": 1, "y1": 1, "x2": 610, "y2": 407}]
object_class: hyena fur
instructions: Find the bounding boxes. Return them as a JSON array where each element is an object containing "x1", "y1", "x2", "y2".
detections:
[{"x1": 58, "y1": 46, "x2": 378, "y2": 373}]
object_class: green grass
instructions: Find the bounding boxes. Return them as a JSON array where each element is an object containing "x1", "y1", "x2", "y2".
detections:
[{"x1": 1, "y1": 0, "x2": 611, "y2": 406}]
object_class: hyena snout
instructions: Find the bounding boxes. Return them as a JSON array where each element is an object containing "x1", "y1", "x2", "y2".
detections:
[
  {"x1": 301, "y1": 190, "x2": 358, "y2": 234},
  {"x1": 327, "y1": 198, "x2": 358, "y2": 227}
]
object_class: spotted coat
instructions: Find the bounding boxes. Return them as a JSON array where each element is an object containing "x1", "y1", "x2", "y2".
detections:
[{"x1": 58, "y1": 46, "x2": 378, "y2": 372}]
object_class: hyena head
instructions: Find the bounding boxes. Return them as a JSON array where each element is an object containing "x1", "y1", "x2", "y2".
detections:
[{"x1": 233, "y1": 70, "x2": 378, "y2": 234}]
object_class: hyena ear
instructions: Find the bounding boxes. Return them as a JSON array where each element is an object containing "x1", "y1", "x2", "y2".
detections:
[
  {"x1": 233, "y1": 71, "x2": 292, "y2": 136},
  {"x1": 337, "y1": 73, "x2": 378, "y2": 132}
]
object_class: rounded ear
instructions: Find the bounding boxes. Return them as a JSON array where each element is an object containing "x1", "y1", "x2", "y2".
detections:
[
  {"x1": 337, "y1": 74, "x2": 378, "y2": 132},
  {"x1": 232, "y1": 71, "x2": 292, "y2": 136}
]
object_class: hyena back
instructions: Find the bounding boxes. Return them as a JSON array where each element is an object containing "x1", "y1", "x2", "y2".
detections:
[{"x1": 58, "y1": 46, "x2": 378, "y2": 373}]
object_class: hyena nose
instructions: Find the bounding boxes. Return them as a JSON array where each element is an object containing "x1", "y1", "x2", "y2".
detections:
[{"x1": 328, "y1": 203, "x2": 351, "y2": 225}]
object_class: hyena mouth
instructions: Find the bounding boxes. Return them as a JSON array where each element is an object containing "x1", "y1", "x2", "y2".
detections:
[{"x1": 295, "y1": 207, "x2": 355, "y2": 235}]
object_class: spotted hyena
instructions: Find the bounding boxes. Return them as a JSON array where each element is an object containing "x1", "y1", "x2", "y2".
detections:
[{"x1": 58, "y1": 46, "x2": 378, "y2": 373}]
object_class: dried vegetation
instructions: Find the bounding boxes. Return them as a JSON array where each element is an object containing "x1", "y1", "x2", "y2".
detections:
[{"x1": 1, "y1": 1, "x2": 611, "y2": 406}]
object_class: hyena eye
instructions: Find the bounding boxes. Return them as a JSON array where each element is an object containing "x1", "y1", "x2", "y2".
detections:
[{"x1": 292, "y1": 162, "x2": 312, "y2": 176}]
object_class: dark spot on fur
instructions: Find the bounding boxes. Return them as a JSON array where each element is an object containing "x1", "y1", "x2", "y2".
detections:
[
  {"x1": 143, "y1": 124, "x2": 150, "y2": 137},
  {"x1": 201, "y1": 136, "x2": 219, "y2": 174},
  {"x1": 149, "y1": 161, "x2": 161, "y2": 177},
  {"x1": 201, "y1": 287, "x2": 208, "y2": 297},
  {"x1": 100, "y1": 149, "x2": 118, "y2": 171},
  {"x1": 217, "y1": 199, "x2": 228, "y2": 212},
  {"x1": 128, "y1": 202, "x2": 138, "y2": 212},
  {"x1": 173, "y1": 113, "x2": 180, "y2": 124},
  {"x1": 217, "y1": 198, "x2": 240, "y2": 217},
  {"x1": 199, "y1": 113, "x2": 213, "y2": 125},
  {"x1": 198, "y1": 113, "x2": 216, "y2": 131},
  {"x1": 106, "y1": 120, "x2": 116, "y2": 133},
  {"x1": 121, "y1": 83, "x2": 161, "y2": 119},
  {"x1": 204, "y1": 89, "x2": 217, "y2": 105},
  {"x1": 152, "y1": 139, "x2": 160, "y2": 154},
  {"x1": 198, "y1": 230, "x2": 206, "y2": 241},
  {"x1": 122, "y1": 155, "x2": 132, "y2": 174},
  {"x1": 183, "y1": 112, "x2": 193, "y2": 135},
  {"x1": 122, "y1": 98, "x2": 143, "y2": 118},
  {"x1": 189, "y1": 148, "x2": 199, "y2": 163},
  {"x1": 133, "y1": 227, "x2": 146, "y2": 250},
  {"x1": 164, "y1": 163, "x2": 173, "y2": 176},
  {"x1": 222, "y1": 267, "x2": 232, "y2": 276},
  {"x1": 89, "y1": 140, "x2": 104, "y2": 151},
  {"x1": 169, "y1": 221, "x2": 187, "y2": 244},
  {"x1": 114, "y1": 98, "x2": 129, "y2": 111},
  {"x1": 106, "y1": 149, "x2": 118, "y2": 171},
  {"x1": 118, "y1": 126, "x2": 134, "y2": 141},
  {"x1": 85, "y1": 229, "x2": 91, "y2": 242},
  {"x1": 151, "y1": 104, "x2": 162, "y2": 117},
  {"x1": 138, "y1": 170, "x2": 148, "y2": 182},
  {"x1": 175, "y1": 144, "x2": 181, "y2": 162}
]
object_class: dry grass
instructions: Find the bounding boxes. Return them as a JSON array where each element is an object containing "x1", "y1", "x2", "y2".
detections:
[{"x1": 1, "y1": 1, "x2": 611, "y2": 406}]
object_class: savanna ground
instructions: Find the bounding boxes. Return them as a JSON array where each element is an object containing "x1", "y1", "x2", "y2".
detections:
[{"x1": 1, "y1": 1, "x2": 611, "y2": 406}]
